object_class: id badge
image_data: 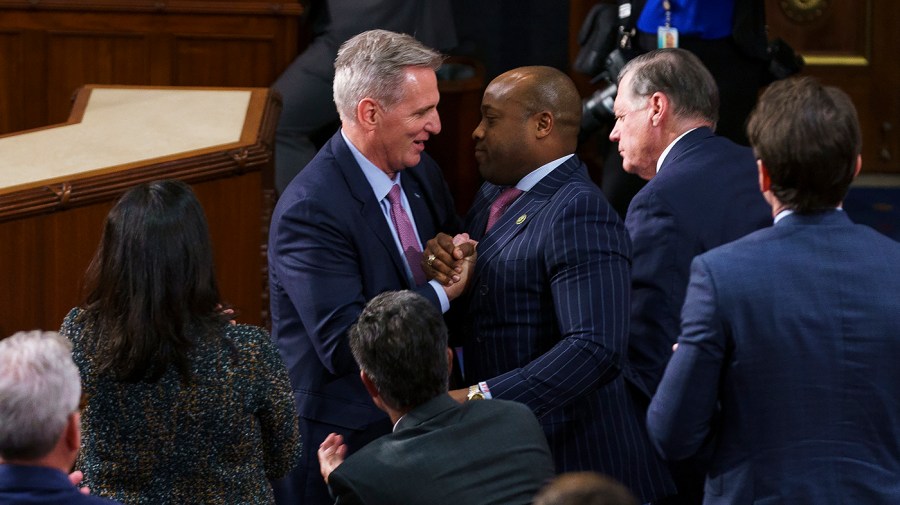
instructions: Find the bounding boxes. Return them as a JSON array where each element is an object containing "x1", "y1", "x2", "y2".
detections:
[{"x1": 658, "y1": 26, "x2": 679, "y2": 48}]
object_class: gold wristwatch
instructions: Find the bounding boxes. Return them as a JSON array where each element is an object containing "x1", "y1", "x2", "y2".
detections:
[{"x1": 467, "y1": 384, "x2": 485, "y2": 401}]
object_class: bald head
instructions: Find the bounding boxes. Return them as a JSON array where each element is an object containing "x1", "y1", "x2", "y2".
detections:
[
  {"x1": 534, "y1": 472, "x2": 639, "y2": 505},
  {"x1": 474, "y1": 66, "x2": 583, "y2": 184},
  {"x1": 496, "y1": 66, "x2": 582, "y2": 142}
]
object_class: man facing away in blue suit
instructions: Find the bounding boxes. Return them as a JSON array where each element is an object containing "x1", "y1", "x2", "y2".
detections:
[
  {"x1": 0, "y1": 331, "x2": 121, "y2": 505},
  {"x1": 648, "y1": 76, "x2": 900, "y2": 504},
  {"x1": 609, "y1": 48, "x2": 772, "y2": 504},
  {"x1": 424, "y1": 66, "x2": 675, "y2": 503},
  {"x1": 317, "y1": 291, "x2": 555, "y2": 505},
  {"x1": 268, "y1": 30, "x2": 468, "y2": 504}
]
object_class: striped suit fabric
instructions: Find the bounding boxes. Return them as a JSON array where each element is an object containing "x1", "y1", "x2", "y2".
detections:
[{"x1": 459, "y1": 155, "x2": 675, "y2": 503}]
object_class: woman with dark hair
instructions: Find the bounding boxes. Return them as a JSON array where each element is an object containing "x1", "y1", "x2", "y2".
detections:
[{"x1": 61, "y1": 180, "x2": 300, "y2": 504}]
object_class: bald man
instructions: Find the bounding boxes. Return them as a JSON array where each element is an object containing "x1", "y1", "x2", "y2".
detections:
[{"x1": 424, "y1": 66, "x2": 675, "y2": 503}]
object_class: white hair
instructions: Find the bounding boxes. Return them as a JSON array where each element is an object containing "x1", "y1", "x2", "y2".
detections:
[
  {"x1": 0, "y1": 330, "x2": 81, "y2": 460},
  {"x1": 333, "y1": 29, "x2": 444, "y2": 124}
]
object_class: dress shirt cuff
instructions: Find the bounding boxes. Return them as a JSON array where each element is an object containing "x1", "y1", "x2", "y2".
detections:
[{"x1": 430, "y1": 280, "x2": 450, "y2": 313}]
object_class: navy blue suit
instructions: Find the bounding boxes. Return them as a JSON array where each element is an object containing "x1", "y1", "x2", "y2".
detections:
[
  {"x1": 0, "y1": 465, "x2": 121, "y2": 505},
  {"x1": 460, "y1": 155, "x2": 674, "y2": 503},
  {"x1": 625, "y1": 127, "x2": 771, "y2": 399},
  {"x1": 648, "y1": 210, "x2": 900, "y2": 504},
  {"x1": 268, "y1": 130, "x2": 460, "y2": 504}
]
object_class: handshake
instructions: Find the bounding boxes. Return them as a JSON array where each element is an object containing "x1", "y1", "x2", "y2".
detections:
[{"x1": 422, "y1": 232, "x2": 478, "y2": 300}]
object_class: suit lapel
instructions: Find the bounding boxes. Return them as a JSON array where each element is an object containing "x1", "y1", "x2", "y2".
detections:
[
  {"x1": 468, "y1": 185, "x2": 500, "y2": 242},
  {"x1": 401, "y1": 170, "x2": 437, "y2": 245},
  {"x1": 471, "y1": 156, "x2": 584, "y2": 277},
  {"x1": 330, "y1": 133, "x2": 410, "y2": 285}
]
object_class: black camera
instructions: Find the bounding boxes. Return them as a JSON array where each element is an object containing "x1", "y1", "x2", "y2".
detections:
[
  {"x1": 580, "y1": 46, "x2": 638, "y2": 139},
  {"x1": 574, "y1": 3, "x2": 639, "y2": 141},
  {"x1": 766, "y1": 38, "x2": 805, "y2": 83}
]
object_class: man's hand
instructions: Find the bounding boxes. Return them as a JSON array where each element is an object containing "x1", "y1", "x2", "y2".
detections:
[
  {"x1": 442, "y1": 251, "x2": 476, "y2": 301},
  {"x1": 423, "y1": 233, "x2": 477, "y2": 286},
  {"x1": 69, "y1": 470, "x2": 90, "y2": 495},
  {"x1": 449, "y1": 388, "x2": 468, "y2": 404},
  {"x1": 317, "y1": 433, "x2": 348, "y2": 484}
]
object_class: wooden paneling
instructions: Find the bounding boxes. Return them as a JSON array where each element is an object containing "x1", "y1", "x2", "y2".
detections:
[
  {"x1": 46, "y1": 33, "x2": 153, "y2": 124},
  {"x1": 0, "y1": 86, "x2": 278, "y2": 336},
  {"x1": 768, "y1": 1, "x2": 867, "y2": 58},
  {"x1": 173, "y1": 35, "x2": 276, "y2": 86},
  {"x1": 0, "y1": 174, "x2": 266, "y2": 337},
  {"x1": 0, "y1": 2, "x2": 301, "y2": 335},
  {"x1": 0, "y1": 30, "x2": 27, "y2": 133},
  {"x1": 766, "y1": 0, "x2": 899, "y2": 173},
  {"x1": 0, "y1": 1, "x2": 303, "y2": 134}
]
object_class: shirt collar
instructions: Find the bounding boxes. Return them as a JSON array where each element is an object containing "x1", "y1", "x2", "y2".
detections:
[
  {"x1": 775, "y1": 206, "x2": 843, "y2": 224},
  {"x1": 341, "y1": 129, "x2": 399, "y2": 200},
  {"x1": 515, "y1": 154, "x2": 573, "y2": 191},
  {"x1": 773, "y1": 209, "x2": 794, "y2": 224},
  {"x1": 657, "y1": 128, "x2": 698, "y2": 174}
]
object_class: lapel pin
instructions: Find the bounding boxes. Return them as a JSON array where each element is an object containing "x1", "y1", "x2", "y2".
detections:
[{"x1": 516, "y1": 214, "x2": 527, "y2": 225}]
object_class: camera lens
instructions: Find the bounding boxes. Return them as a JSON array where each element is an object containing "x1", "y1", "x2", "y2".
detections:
[{"x1": 580, "y1": 83, "x2": 618, "y2": 140}]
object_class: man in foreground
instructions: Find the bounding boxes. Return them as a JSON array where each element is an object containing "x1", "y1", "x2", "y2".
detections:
[
  {"x1": 0, "y1": 330, "x2": 121, "y2": 505},
  {"x1": 317, "y1": 290, "x2": 555, "y2": 505},
  {"x1": 268, "y1": 29, "x2": 466, "y2": 504}
]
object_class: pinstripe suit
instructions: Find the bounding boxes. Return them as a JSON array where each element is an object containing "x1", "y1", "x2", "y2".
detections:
[{"x1": 460, "y1": 155, "x2": 675, "y2": 503}]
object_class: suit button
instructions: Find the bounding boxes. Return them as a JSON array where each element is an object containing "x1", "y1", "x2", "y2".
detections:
[{"x1": 479, "y1": 284, "x2": 489, "y2": 295}]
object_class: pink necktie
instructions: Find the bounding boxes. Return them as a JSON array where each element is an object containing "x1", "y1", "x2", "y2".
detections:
[
  {"x1": 485, "y1": 187, "x2": 524, "y2": 233},
  {"x1": 387, "y1": 184, "x2": 427, "y2": 286}
]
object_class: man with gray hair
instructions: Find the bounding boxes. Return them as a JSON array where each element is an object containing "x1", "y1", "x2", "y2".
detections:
[
  {"x1": 608, "y1": 48, "x2": 771, "y2": 503},
  {"x1": 268, "y1": 29, "x2": 467, "y2": 504},
  {"x1": 0, "y1": 331, "x2": 121, "y2": 504}
]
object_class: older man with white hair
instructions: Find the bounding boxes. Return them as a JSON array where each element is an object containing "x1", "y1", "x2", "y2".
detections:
[{"x1": 0, "y1": 330, "x2": 121, "y2": 504}]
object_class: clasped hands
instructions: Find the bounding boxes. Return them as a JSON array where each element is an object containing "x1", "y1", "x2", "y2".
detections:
[{"x1": 422, "y1": 233, "x2": 478, "y2": 299}]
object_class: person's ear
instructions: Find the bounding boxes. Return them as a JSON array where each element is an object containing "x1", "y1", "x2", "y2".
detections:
[
  {"x1": 534, "y1": 111, "x2": 553, "y2": 139},
  {"x1": 360, "y1": 370, "x2": 388, "y2": 413},
  {"x1": 649, "y1": 92, "x2": 667, "y2": 127},
  {"x1": 360, "y1": 370, "x2": 379, "y2": 400},
  {"x1": 757, "y1": 159, "x2": 772, "y2": 194},
  {"x1": 854, "y1": 154, "x2": 862, "y2": 177},
  {"x1": 65, "y1": 412, "x2": 81, "y2": 452},
  {"x1": 356, "y1": 98, "x2": 379, "y2": 129},
  {"x1": 446, "y1": 347, "x2": 454, "y2": 377}
]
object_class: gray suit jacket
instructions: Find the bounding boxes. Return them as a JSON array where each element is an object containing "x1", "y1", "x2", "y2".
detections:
[{"x1": 328, "y1": 394, "x2": 555, "y2": 505}]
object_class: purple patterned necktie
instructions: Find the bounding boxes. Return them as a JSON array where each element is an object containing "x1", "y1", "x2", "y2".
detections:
[
  {"x1": 485, "y1": 187, "x2": 524, "y2": 233},
  {"x1": 387, "y1": 184, "x2": 426, "y2": 285}
]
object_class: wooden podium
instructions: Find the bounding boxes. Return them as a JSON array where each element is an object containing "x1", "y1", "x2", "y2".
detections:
[{"x1": 0, "y1": 85, "x2": 279, "y2": 337}]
